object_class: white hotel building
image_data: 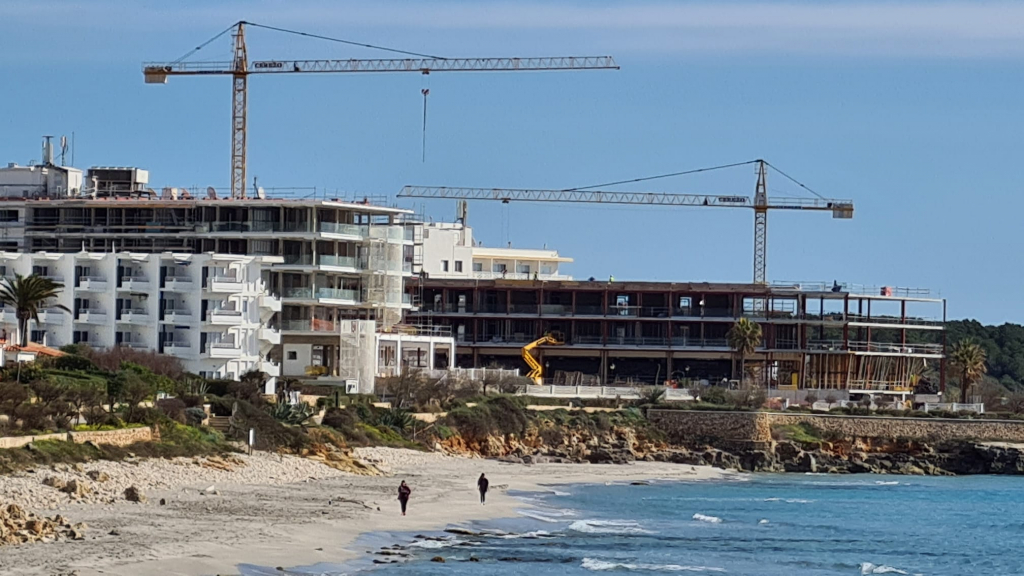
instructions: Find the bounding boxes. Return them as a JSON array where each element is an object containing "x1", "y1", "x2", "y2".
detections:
[
  {"x1": 419, "y1": 222, "x2": 572, "y2": 281},
  {"x1": 0, "y1": 153, "x2": 455, "y2": 393}
]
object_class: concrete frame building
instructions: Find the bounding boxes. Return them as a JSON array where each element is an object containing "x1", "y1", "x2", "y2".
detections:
[
  {"x1": 407, "y1": 278, "x2": 947, "y2": 394},
  {"x1": 0, "y1": 157, "x2": 455, "y2": 394}
]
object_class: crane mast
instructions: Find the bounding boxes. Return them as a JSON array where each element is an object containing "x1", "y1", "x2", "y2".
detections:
[{"x1": 144, "y1": 21, "x2": 619, "y2": 199}]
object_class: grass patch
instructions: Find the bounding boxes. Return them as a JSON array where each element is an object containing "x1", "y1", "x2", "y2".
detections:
[
  {"x1": 772, "y1": 422, "x2": 824, "y2": 443},
  {"x1": 0, "y1": 422, "x2": 232, "y2": 474}
]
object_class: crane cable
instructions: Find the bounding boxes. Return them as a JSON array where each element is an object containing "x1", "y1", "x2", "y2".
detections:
[
  {"x1": 763, "y1": 161, "x2": 827, "y2": 201},
  {"x1": 246, "y1": 22, "x2": 447, "y2": 60},
  {"x1": 564, "y1": 160, "x2": 759, "y2": 192},
  {"x1": 171, "y1": 22, "x2": 239, "y2": 64}
]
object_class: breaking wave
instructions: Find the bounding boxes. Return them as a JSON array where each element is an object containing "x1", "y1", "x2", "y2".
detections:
[
  {"x1": 692, "y1": 514, "x2": 723, "y2": 524},
  {"x1": 568, "y1": 520, "x2": 653, "y2": 535},
  {"x1": 582, "y1": 558, "x2": 725, "y2": 572}
]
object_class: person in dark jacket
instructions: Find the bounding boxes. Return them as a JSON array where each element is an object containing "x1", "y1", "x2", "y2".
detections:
[
  {"x1": 398, "y1": 480, "x2": 412, "y2": 516},
  {"x1": 477, "y1": 473, "x2": 489, "y2": 504}
]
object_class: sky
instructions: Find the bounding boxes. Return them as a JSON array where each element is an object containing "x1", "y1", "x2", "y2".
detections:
[{"x1": 1, "y1": 0, "x2": 1022, "y2": 323}]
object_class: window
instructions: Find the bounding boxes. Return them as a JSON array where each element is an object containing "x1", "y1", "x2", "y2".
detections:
[
  {"x1": 517, "y1": 264, "x2": 531, "y2": 274},
  {"x1": 287, "y1": 351, "x2": 298, "y2": 360},
  {"x1": 454, "y1": 261, "x2": 463, "y2": 273},
  {"x1": 30, "y1": 330, "x2": 46, "y2": 343},
  {"x1": 540, "y1": 265, "x2": 554, "y2": 275},
  {"x1": 492, "y1": 263, "x2": 507, "y2": 273},
  {"x1": 472, "y1": 262, "x2": 483, "y2": 272},
  {"x1": 73, "y1": 331, "x2": 89, "y2": 344},
  {"x1": 441, "y1": 260, "x2": 449, "y2": 272}
]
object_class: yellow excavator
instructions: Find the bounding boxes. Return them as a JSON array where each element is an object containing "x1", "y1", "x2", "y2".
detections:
[{"x1": 523, "y1": 332, "x2": 564, "y2": 385}]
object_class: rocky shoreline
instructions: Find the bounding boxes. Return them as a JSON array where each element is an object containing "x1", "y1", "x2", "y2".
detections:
[
  {"x1": 654, "y1": 439, "x2": 1024, "y2": 476},
  {"x1": 440, "y1": 419, "x2": 1024, "y2": 476}
]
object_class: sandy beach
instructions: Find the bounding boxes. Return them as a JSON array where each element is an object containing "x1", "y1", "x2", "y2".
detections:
[{"x1": 0, "y1": 449, "x2": 729, "y2": 575}]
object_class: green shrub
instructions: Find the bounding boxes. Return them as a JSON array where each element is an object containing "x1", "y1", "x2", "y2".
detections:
[
  {"x1": 52, "y1": 354, "x2": 98, "y2": 372},
  {"x1": 699, "y1": 386, "x2": 731, "y2": 405},
  {"x1": 156, "y1": 398, "x2": 187, "y2": 423},
  {"x1": 184, "y1": 407, "x2": 207, "y2": 427}
]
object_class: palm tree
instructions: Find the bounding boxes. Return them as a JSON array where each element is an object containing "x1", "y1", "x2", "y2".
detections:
[
  {"x1": 949, "y1": 339, "x2": 987, "y2": 404},
  {"x1": 727, "y1": 318, "x2": 762, "y2": 386},
  {"x1": 0, "y1": 274, "x2": 69, "y2": 347}
]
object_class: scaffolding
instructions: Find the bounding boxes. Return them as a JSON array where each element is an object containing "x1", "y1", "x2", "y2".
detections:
[{"x1": 338, "y1": 319, "x2": 377, "y2": 393}]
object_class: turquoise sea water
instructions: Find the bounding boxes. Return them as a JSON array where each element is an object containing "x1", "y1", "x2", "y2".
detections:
[{"x1": 256, "y1": 474, "x2": 1024, "y2": 575}]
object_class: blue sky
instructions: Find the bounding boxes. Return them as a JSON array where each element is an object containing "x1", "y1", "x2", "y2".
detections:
[{"x1": 2, "y1": 1, "x2": 1022, "y2": 323}]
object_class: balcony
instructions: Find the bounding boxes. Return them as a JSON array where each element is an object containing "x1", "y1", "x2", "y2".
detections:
[
  {"x1": 258, "y1": 293, "x2": 282, "y2": 312},
  {"x1": 162, "y1": 309, "x2": 194, "y2": 323},
  {"x1": 118, "y1": 309, "x2": 149, "y2": 324},
  {"x1": 284, "y1": 287, "x2": 313, "y2": 300},
  {"x1": 77, "y1": 276, "x2": 108, "y2": 292},
  {"x1": 262, "y1": 362, "x2": 282, "y2": 378},
  {"x1": 120, "y1": 276, "x2": 151, "y2": 291},
  {"x1": 207, "y1": 276, "x2": 243, "y2": 293},
  {"x1": 368, "y1": 226, "x2": 405, "y2": 242},
  {"x1": 207, "y1": 309, "x2": 243, "y2": 326},
  {"x1": 281, "y1": 319, "x2": 337, "y2": 333},
  {"x1": 319, "y1": 222, "x2": 366, "y2": 238},
  {"x1": 161, "y1": 341, "x2": 193, "y2": 358},
  {"x1": 315, "y1": 287, "x2": 359, "y2": 303},
  {"x1": 116, "y1": 340, "x2": 150, "y2": 350},
  {"x1": 37, "y1": 308, "x2": 67, "y2": 325},
  {"x1": 205, "y1": 342, "x2": 241, "y2": 358},
  {"x1": 163, "y1": 276, "x2": 193, "y2": 292},
  {"x1": 75, "y1": 309, "x2": 108, "y2": 324},
  {"x1": 318, "y1": 254, "x2": 359, "y2": 269},
  {"x1": 259, "y1": 326, "x2": 282, "y2": 345}
]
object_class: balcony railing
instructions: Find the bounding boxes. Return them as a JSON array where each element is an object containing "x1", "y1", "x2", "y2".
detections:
[
  {"x1": 318, "y1": 254, "x2": 358, "y2": 268},
  {"x1": 162, "y1": 309, "x2": 194, "y2": 322},
  {"x1": 77, "y1": 276, "x2": 108, "y2": 291},
  {"x1": 316, "y1": 287, "x2": 359, "y2": 301},
  {"x1": 284, "y1": 287, "x2": 311, "y2": 299},
  {"x1": 509, "y1": 303, "x2": 539, "y2": 314},
  {"x1": 120, "y1": 276, "x2": 151, "y2": 290},
  {"x1": 281, "y1": 319, "x2": 337, "y2": 332},
  {"x1": 319, "y1": 222, "x2": 366, "y2": 237}
]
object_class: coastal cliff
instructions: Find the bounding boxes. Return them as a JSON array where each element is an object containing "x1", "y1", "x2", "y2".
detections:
[{"x1": 430, "y1": 401, "x2": 1024, "y2": 475}]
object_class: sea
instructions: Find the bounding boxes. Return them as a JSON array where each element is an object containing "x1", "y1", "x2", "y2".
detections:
[{"x1": 252, "y1": 474, "x2": 1024, "y2": 575}]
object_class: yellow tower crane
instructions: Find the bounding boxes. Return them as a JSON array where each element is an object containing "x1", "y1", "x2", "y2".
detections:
[
  {"x1": 143, "y1": 21, "x2": 619, "y2": 200},
  {"x1": 398, "y1": 159, "x2": 853, "y2": 284}
]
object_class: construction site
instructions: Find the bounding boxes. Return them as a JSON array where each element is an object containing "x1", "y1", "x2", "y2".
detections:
[{"x1": 0, "y1": 20, "x2": 948, "y2": 399}]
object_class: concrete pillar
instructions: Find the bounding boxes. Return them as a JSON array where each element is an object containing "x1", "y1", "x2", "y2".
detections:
[{"x1": 395, "y1": 337, "x2": 403, "y2": 377}]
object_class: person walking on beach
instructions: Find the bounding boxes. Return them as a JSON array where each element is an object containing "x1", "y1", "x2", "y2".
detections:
[
  {"x1": 398, "y1": 480, "x2": 412, "y2": 516},
  {"x1": 477, "y1": 473, "x2": 489, "y2": 505}
]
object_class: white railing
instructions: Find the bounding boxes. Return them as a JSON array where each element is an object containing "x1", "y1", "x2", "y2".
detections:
[
  {"x1": 924, "y1": 403, "x2": 985, "y2": 414},
  {"x1": 772, "y1": 281, "x2": 936, "y2": 298},
  {"x1": 472, "y1": 271, "x2": 571, "y2": 281}
]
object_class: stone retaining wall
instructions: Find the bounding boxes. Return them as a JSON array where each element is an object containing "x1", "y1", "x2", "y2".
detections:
[
  {"x1": 648, "y1": 410, "x2": 1024, "y2": 444},
  {"x1": 69, "y1": 426, "x2": 153, "y2": 446},
  {"x1": 0, "y1": 433, "x2": 66, "y2": 450}
]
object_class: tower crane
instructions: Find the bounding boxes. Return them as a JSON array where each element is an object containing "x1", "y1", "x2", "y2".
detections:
[
  {"x1": 397, "y1": 159, "x2": 854, "y2": 284},
  {"x1": 143, "y1": 21, "x2": 619, "y2": 199}
]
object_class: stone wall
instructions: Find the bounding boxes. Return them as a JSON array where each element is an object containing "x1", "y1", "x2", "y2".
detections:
[
  {"x1": 0, "y1": 433, "x2": 66, "y2": 450},
  {"x1": 648, "y1": 410, "x2": 772, "y2": 444},
  {"x1": 648, "y1": 410, "x2": 1024, "y2": 445},
  {"x1": 69, "y1": 427, "x2": 153, "y2": 446}
]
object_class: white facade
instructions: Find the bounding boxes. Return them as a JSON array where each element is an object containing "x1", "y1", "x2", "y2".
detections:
[
  {"x1": 421, "y1": 222, "x2": 572, "y2": 281},
  {"x1": 0, "y1": 252, "x2": 281, "y2": 382}
]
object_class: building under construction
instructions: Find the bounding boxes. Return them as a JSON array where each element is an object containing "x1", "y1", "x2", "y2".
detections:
[{"x1": 407, "y1": 278, "x2": 947, "y2": 394}]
